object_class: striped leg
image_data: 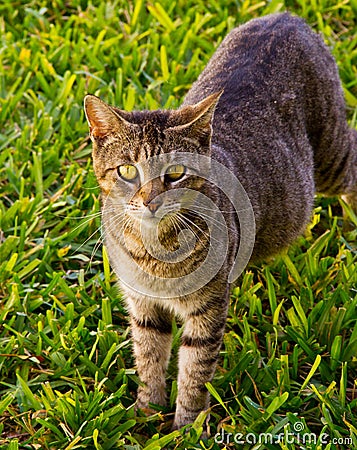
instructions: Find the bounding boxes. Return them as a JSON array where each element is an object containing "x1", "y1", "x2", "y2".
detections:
[
  {"x1": 128, "y1": 300, "x2": 173, "y2": 409},
  {"x1": 173, "y1": 296, "x2": 229, "y2": 429}
]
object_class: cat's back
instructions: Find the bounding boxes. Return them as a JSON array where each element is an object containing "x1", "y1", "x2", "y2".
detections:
[
  {"x1": 183, "y1": 13, "x2": 339, "y2": 259},
  {"x1": 183, "y1": 12, "x2": 335, "y2": 116}
]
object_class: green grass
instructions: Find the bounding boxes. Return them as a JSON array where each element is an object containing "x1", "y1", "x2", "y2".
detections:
[{"x1": 0, "y1": 0, "x2": 356, "y2": 448}]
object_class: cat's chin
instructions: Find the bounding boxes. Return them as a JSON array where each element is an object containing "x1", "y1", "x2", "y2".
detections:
[
  {"x1": 128, "y1": 214, "x2": 165, "y2": 236},
  {"x1": 139, "y1": 216, "x2": 161, "y2": 230},
  {"x1": 129, "y1": 210, "x2": 175, "y2": 228}
]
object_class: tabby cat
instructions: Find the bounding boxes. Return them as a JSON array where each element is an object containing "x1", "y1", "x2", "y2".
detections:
[{"x1": 84, "y1": 12, "x2": 357, "y2": 429}]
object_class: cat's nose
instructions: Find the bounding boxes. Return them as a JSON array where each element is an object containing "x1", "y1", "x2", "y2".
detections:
[{"x1": 145, "y1": 199, "x2": 163, "y2": 215}]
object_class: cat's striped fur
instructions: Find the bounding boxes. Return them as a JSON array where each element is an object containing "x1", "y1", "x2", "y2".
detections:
[{"x1": 84, "y1": 13, "x2": 357, "y2": 429}]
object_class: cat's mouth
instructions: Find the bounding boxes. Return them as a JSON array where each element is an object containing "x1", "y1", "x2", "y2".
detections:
[
  {"x1": 126, "y1": 201, "x2": 182, "y2": 223},
  {"x1": 126, "y1": 208, "x2": 177, "y2": 228},
  {"x1": 141, "y1": 209, "x2": 179, "y2": 228}
]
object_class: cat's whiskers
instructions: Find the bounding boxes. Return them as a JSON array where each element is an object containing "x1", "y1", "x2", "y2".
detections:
[
  {"x1": 181, "y1": 209, "x2": 233, "y2": 244},
  {"x1": 102, "y1": 212, "x2": 129, "y2": 241},
  {"x1": 121, "y1": 215, "x2": 135, "y2": 240},
  {"x1": 189, "y1": 209, "x2": 240, "y2": 238},
  {"x1": 87, "y1": 210, "x2": 124, "y2": 270},
  {"x1": 60, "y1": 211, "x2": 103, "y2": 220},
  {"x1": 90, "y1": 212, "x2": 131, "y2": 269},
  {"x1": 175, "y1": 212, "x2": 211, "y2": 251},
  {"x1": 169, "y1": 214, "x2": 198, "y2": 254},
  {"x1": 67, "y1": 211, "x2": 104, "y2": 254},
  {"x1": 176, "y1": 212, "x2": 224, "y2": 261},
  {"x1": 73, "y1": 210, "x2": 113, "y2": 260},
  {"x1": 176, "y1": 212, "x2": 210, "y2": 242},
  {"x1": 86, "y1": 188, "x2": 128, "y2": 269},
  {"x1": 167, "y1": 214, "x2": 181, "y2": 237}
]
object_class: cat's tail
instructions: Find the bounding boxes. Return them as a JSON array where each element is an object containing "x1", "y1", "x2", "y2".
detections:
[
  {"x1": 314, "y1": 120, "x2": 356, "y2": 190},
  {"x1": 317, "y1": 124, "x2": 357, "y2": 232},
  {"x1": 340, "y1": 128, "x2": 357, "y2": 223},
  {"x1": 304, "y1": 23, "x2": 357, "y2": 218},
  {"x1": 314, "y1": 121, "x2": 357, "y2": 218},
  {"x1": 341, "y1": 128, "x2": 357, "y2": 210}
]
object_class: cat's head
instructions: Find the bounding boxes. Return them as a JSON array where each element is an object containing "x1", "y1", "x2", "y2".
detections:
[{"x1": 84, "y1": 93, "x2": 221, "y2": 227}]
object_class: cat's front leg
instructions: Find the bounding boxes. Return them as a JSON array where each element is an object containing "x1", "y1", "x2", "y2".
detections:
[
  {"x1": 173, "y1": 294, "x2": 229, "y2": 429},
  {"x1": 127, "y1": 299, "x2": 173, "y2": 409}
]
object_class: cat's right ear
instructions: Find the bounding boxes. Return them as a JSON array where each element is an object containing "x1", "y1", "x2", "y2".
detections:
[{"x1": 84, "y1": 95, "x2": 130, "y2": 139}]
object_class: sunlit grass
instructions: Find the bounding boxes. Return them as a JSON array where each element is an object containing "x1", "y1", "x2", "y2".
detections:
[{"x1": 0, "y1": 0, "x2": 356, "y2": 448}]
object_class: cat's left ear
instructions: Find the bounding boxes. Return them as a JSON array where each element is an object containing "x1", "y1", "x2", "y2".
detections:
[
  {"x1": 169, "y1": 91, "x2": 223, "y2": 142},
  {"x1": 84, "y1": 94, "x2": 132, "y2": 139}
]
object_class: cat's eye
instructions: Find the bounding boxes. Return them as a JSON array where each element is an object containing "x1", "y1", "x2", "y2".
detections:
[
  {"x1": 165, "y1": 164, "x2": 186, "y2": 182},
  {"x1": 118, "y1": 164, "x2": 138, "y2": 182}
]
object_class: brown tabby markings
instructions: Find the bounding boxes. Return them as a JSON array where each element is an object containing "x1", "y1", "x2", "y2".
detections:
[{"x1": 84, "y1": 13, "x2": 357, "y2": 430}]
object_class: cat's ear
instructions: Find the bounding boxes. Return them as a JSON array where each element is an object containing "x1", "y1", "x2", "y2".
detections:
[
  {"x1": 172, "y1": 91, "x2": 223, "y2": 135},
  {"x1": 84, "y1": 95, "x2": 131, "y2": 139}
]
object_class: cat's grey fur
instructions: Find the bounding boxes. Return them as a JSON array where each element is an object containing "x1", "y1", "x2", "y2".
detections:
[{"x1": 84, "y1": 12, "x2": 357, "y2": 430}]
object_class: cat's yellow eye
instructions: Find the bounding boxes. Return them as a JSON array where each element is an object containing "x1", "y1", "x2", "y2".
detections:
[
  {"x1": 118, "y1": 164, "x2": 138, "y2": 181},
  {"x1": 165, "y1": 164, "x2": 186, "y2": 182}
]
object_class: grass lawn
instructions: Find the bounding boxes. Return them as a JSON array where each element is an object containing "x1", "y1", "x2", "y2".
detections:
[{"x1": 0, "y1": 0, "x2": 356, "y2": 448}]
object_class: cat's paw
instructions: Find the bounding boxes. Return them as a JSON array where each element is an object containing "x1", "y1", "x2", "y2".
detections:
[
  {"x1": 136, "y1": 385, "x2": 167, "y2": 410},
  {"x1": 172, "y1": 406, "x2": 210, "y2": 434}
]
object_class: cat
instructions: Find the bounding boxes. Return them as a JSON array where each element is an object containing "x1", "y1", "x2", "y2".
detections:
[{"x1": 84, "y1": 12, "x2": 357, "y2": 430}]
